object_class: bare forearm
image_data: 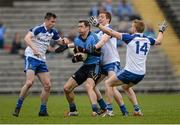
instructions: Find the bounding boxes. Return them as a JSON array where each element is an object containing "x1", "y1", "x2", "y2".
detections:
[
  {"x1": 155, "y1": 32, "x2": 163, "y2": 45},
  {"x1": 95, "y1": 40, "x2": 105, "y2": 49},
  {"x1": 67, "y1": 43, "x2": 75, "y2": 48},
  {"x1": 95, "y1": 34, "x2": 110, "y2": 49},
  {"x1": 24, "y1": 37, "x2": 37, "y2": 51},
  {"x1": 98, "y1": 24, "x2": 121, "y2": 39}
]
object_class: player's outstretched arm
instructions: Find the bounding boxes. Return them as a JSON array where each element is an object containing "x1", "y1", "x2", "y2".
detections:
[
  {"x1": 155, "y1": 20, "x2": 168, "y2": 45},
  {"x1": 55, "y1": 43, "x2": 75, "y2": 53},
  {"x1": 89, "y1": 16, "x2": 122, "y2": 39}
]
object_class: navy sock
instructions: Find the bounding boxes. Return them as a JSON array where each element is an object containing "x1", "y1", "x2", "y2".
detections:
[
  {"x1": 97, "y1": 98, "x2": 107, "y2": 110},
  {"x1": 92, "y1": 104, "x2": 98, "y2": 112},
  {"x1": 107, "y1": 103, "x2": 113, "y2": 111},
  {"x1": 40, "y1": 103, "x2": 47, "y2": 113},
  {"x1": 120, "y1": 105, "x2": 128, "y2": 114},
  {"x1": 134, "y1": 105, "x2": 140, "y2": 112},
  {"x1": 16, "y1": 97, "x2": 24, "y2": 109},
  {"x1": 69, "y1": 103, "x2": 77, "y2": 112}
]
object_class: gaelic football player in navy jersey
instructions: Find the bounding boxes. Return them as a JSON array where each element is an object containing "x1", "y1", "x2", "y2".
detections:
[
  {"x1": 60, "y1": 20, "x2": 107, "y2": 116},
  {"x1": 12, "y1": 12, "x2": 68, "y2": 117},
  {"x1": 89, "y1": 17, "x2": 167, "y2": 116}
]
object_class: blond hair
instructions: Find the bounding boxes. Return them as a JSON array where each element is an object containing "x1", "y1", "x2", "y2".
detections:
[{"x1": 133, "y1": 20, "x2": 145, "y2": 33}]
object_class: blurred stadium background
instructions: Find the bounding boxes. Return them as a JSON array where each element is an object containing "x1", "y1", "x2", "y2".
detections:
[{"x1": 0, "y1": 0, "x2": 180, "y2": 95}]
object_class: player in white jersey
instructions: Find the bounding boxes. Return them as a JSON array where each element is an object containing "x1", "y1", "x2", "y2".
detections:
[
  {"x1": 89, "y1": 17, "x2": 168, "y2": 116},
  {"x1": 93, "y1": 11, "x2": 142, "y2": 116},
  {"x1": 12, "y1": 12, "x2": 67, "y2": 117}
]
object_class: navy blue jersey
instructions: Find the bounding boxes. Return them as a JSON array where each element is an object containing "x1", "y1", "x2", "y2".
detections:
[{"x1": 74, "y1": 31, "x2": 101, "y2": 64}]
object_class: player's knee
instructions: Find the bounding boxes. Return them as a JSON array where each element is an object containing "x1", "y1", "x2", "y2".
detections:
[
  {"x1": 25, "y1": 80, "x2": 33, "y2": 88},
  {"x1": 85, "y1": 83, "x2": 93, "y2": 91},
  {"x1": 63, "y1": 85, "x2": 71, "y2": 94},
  {"x1": 104, "y1": 80, "x2": 111, "y2": 87},
  {"x1": 44, "y1": 82, "x2": 51, "y2": 92}
]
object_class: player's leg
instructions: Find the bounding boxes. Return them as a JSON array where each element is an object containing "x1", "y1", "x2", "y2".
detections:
[
  {"x1": 106, "y1": 71, "x2": 128, "y2": 116},
  {"x1": 112, "y1": 87, "x2": 129, "y2": 116},
  {"x1": 85, "y1": 78, "x2": 99, "y2": 116},
  {"x1": 122, "y1": 84, "x2": 143, "y2": 116},
  {"x1": 117, "y1": 70, "x2": 144, "y2": 116},
  {"x1": 37, "y1": 72, "x2": 51, "y2": 116},
  {"x1": 63, "y1": 77, "x2": 79, "y2": 116},
  {"x1": 104, "y1": 73, "x2": 124, "y2": 98},
  {"x1": 94, "y1": 75, "x2": 107, "y2": 112},
  {"x1": 13, "y1": 70, "x2": 35, "y2": 117}
]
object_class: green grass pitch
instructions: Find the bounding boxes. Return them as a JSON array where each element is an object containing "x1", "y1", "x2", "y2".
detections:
[{"x1": 0, "y1": 93, "x2": 180, "y2": 124}]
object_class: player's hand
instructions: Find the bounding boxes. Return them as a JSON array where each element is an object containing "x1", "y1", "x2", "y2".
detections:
[
  {"x1": 73, "y1": 46, "x2": 85, "y2": 53},
  {"x1": 88, "y1": 45, "x2": 101, "y2": 56},
  {"x1": 62, "y1": 38, "x2": 70, "y2": 44},
  {"x1": 33, "y1": 50, "x2": 41, "y2": 58},
  {"x1": 55, "y1": 44, "x2": 68, "y2": 53},
  {"x1": 88, "y1": 45, "x2": 97, "y2": 53},
  {"x1": 88, "y1": 16, "x2": 100, "y2": 27},
  {"x1": 72, "y1": 54, "x2": 83, "y2": 63},
  {"x1": 158, "y1": 20, "x2": 168, "y2": 33}
]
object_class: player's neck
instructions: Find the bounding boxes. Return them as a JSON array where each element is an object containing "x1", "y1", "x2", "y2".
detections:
[
  {"x1": 44, "y1": 23, "x2": 51, "y2": 31},
  {"x1": 101, "y1": 23, "x2": 109, "y2": 26},
  {"x1": 81, "y1": 31, "x2": 90, "y2": 39}
]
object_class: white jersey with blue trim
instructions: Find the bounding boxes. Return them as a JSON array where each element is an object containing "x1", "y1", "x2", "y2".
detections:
[
  {"x1": 96, "y1": 24, "x2": 120, "y2": 65},
  {"x1": 121, "y1": 33, "x2": 156, "y2": 75},
  {"x1": 25, "y1": 23, "x2": 61, "y2": 62}
]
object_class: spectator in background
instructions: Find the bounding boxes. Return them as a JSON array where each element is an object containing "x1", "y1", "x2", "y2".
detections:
[
  {"x1": 144, "y1": 22, "x2": 156, "y2": 38},
  {"x1": 117, "y1": 0, "x2": 133, "y2": 21},
  {"x1": 89, "y1": 1, "x2": 105, "y2": 17},
  {"x1": 0, "y1": 21, "x2": 6, "y2": 49},
  {"x1": 117, "y1": 0, "x2": 141, "y2": 21},
  {"x1": 10, "y1": 32, "x2": 24, "y2": 57},
  {"x1": 67, "y1": 26, "x2": 77, "y2": 58},
  {"x1": 103, "y1": 0, "x2": 114, "y2": 15}
]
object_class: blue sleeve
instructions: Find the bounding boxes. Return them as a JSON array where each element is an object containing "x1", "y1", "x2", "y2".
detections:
[
  {"x1": 74, "y1": 37, "x2": 79, "y2": 46},
  {"x1": 121, "y1": 33, "x2": 134, "y2": 44},
  {"x1": 148, "y1": 37, "x2": 156, "y2": 45},
  {"x1": 29, "y1": 27, "x2": 41, "y2": 36},
  {"x1": 52, "y1": 29, "x2": 60, "y2": 41},
  {"x1": 74, "y1": 37, "x2": 84, "y2": 48}
]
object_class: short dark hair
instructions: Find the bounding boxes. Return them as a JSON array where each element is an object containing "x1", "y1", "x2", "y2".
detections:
[
  {"x1": 133, "y1": 19, "x2": 145, "y2": 33},
  {"x1": 44, "y1": 12, "x2": 57, "y2": 20},
  {"x1": 78, "y1": 20, "x2": 91, "y2": 28},
  {"x1": 99, "y1": 11, "x2": 112, "y2": 23}
]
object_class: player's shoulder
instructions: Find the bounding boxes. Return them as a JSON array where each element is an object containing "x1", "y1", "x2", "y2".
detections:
[
  {"x1": 132, "y1": 33, "x2": 156, "y2": 45},
  {"x1": 95, "y1": 29, "x2": 101, "y2": 34},
  {"x1": 30, "y1": 24, "x2": 45, "y2": 33},
  {"x1": 89, "y1": 31, "x2": 99, "y2": 40},
  {"x1": 121, "y1": 33, "x2": 135, "y2": 43}
]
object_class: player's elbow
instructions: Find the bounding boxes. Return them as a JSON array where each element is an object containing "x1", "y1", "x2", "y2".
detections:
[
  {"x1": 24, "y1": 36, "x2": 29, "y2": 44},
  {"x1": 155, "y1": 41, "x2": 162, "y2": 45}
]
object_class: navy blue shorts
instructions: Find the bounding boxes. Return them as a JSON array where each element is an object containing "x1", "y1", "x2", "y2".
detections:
[
  {"x1": 72, "y1": 63, "x2": 101, "y2": 85},
  {"x1": 24, "y1": 56, "x2": 49, "y2": 74},
  {"x1": 117, "y1": 69, "x2": 145, "y2": 85},
  {"x1": 101, "y1": 62, "x2": 121, "y2": 76}
]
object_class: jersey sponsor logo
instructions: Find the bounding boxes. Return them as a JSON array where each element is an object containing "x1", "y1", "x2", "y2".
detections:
[{"x1": 37, "y1": 37, "x2": 51, "y2": 44}]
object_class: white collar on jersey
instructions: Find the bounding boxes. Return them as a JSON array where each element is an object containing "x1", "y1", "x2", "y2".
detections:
[
  {"x1": 43, "y1": 23, "x2": 48, "y2": 31},
  {"x1": 105, "y1": 24, "x2": 110, "y2": 27},
  {"x1": 134, "y1": 33, "x2": 144, "y2": 37}
]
